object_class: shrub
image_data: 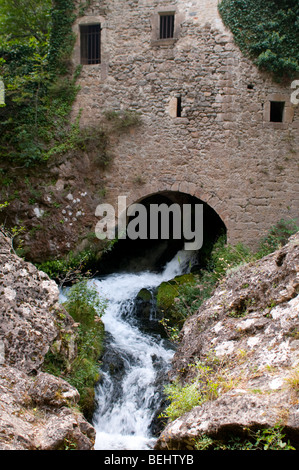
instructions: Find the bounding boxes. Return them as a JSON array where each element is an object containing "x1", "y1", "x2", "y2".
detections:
[
  {"x1": 159, "y1": 381, "x2": 203, "y2": 421},
  {"x1": 43, "y1": 279, "x2": 106, "y2": 420},
  {"x1": 104, "y1": 109, "x2": 142, "y2": 130},
  {"x1": 63, "y1": 279, "x2": 106, "y2": 326},
  {"x1": 195, "y1": 425, "x2": 296, "y2": 450}
]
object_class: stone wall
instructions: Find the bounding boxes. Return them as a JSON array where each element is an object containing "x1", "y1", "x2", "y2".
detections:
[{"x1": 71, "y1": 0, "x2": 299, "y2": 249}]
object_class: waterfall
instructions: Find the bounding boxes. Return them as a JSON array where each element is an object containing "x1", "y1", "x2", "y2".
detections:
[{"x1": 90, "y1": 250, "x2": 197, "y2": 450}]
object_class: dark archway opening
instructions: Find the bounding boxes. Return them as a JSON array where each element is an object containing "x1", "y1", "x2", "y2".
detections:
[{"x1": 96, "y1": 191, "x2": 226, "y2": 275}]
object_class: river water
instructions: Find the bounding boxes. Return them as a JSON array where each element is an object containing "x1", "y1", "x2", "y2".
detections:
[
  {"x1": 55, "y1": 251, "x2": 194, "y2": 450},
  {"x1": 89, "y1": 250, "x2": 196, "y2": 450}
]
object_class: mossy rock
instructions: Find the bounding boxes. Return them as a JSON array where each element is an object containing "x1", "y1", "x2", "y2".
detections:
[
  {"x1": 156, "y1": 273, "x2": 197, "y2": 313},
  {"x1": 137, "y1": 288, "x2": 152, "y2": 302}
]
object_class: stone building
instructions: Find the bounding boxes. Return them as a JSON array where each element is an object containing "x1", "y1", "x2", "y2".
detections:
[{"x1": 71, "y1": 0, "x2": 299, "y2": 250}]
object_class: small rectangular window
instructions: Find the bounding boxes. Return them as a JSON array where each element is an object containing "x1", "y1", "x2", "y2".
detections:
[
  {"x1": 270, "y1": 101, "x2": 285, "y2": 122},
  {"x1": 160, "y1": 14, "x2": 175, "y2": 39},
  {"x1": 80, "y1": 24, "x2": 101, "y2": 65},
  {"x1": 176, "y1": 96, "x2": 182, "y2": 117}
]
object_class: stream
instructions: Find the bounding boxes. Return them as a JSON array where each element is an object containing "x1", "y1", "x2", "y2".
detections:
[{"x1": 89, "y1": 250, "x2": 196, "y2": 450}]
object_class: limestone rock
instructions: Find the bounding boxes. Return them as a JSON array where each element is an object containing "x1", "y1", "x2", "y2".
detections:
[
  {"x1": 0, "y1": 232, "x2": 96, "y2": 450},
  {"x1": 156, "y1": 233, "x2": 299, "y2": 449},
  {"x1": 0, "y1": 232, "x2": 75, "y2": 373},
  {"x1": 0, "y1": 364, "x2": 95, "y2": 450}
]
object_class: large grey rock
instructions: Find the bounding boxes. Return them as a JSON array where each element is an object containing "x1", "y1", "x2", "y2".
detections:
[
  {"x1": 156, "y1": 233, "x2": 299, "y2": 449},
  {"x1": 0, "y1": 233, "x2": 96, "y2": 450},
  {"x1": 0, "y1": 232, "x2": 75, "y2": 373},
  {"x1": 0, "y1": 364, "x2": 95, "y2": 450}
]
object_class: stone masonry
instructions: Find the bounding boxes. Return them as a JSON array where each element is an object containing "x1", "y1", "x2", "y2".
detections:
[{"x1": 71, "y1": 0, "x2": 299, "y2": 249}]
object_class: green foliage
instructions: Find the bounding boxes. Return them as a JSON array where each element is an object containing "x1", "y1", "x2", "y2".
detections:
[
  {"x1": 0, "y1": 0, "x2": 51, "y2": 42},
  {"x1": 104, "y1": 109, "x2": 142, "y2": 131},
  {"x1": 43, "y1": 279, "x2": 106, "y2": 420},
  {"x1": 157, "y1": 235, "x2": 253, "y2": 334},
  {"x1": 160, "y1": 381, "x2": 203, "y2": 421},
  {"x1": 218, "y1": 0, "x2": 299, "y2": 80},
  {"x1": 159, "y1": 218, "x2": 298, "y2": 336},
  {"x1": 208, "y1": 234, "x2": 253, "y2": 279},
  {"x1": 160, "y1": 361, "x2": 222, "y2": 421},
  {"x1": 0, "y1": 0, "x2": 80, "y2": 165},
  {"x1": 195, "y1": 425, "x2": 296, "y2": 450},
  {"x1": 257, "y1": 218, "x2": 299, "y2": 257},
  {"x1": 36, "y1": 248, "x2": 98, "y2": 286},
  {"x1": 63, "y1": 279, "x2": 107, "y2": 326}
]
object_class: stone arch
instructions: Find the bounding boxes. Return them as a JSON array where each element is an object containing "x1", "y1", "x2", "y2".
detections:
[
  {"x1": 99, "y1": 185, "x2": 227, "y2": 274},
  {"x1": 117, "y1": 182, "x2": 229, "y2": 241}
]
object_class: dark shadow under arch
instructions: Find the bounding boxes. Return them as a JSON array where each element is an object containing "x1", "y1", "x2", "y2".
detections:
[{"x1": 96, "y1": 191, "x2": 226, "y2": 275}]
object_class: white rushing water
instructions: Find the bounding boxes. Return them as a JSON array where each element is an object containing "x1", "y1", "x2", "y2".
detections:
[{"x1": 89, "y1": 250, "x2": 197, "y2": 450}]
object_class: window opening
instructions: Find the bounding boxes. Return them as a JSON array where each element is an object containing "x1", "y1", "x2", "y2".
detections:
[
  {"x1": 176, "y1": 96, "x2": 182, "y2": 117},
  {"x1": 80, "y1": 24, "x2": 101, "y2": 65},
  {"x1": 270, "y1": 101, "x2": 285, "y2": 122},
  {"x1": 160, "y1": 14, "x2": 175, "y2": 39}
]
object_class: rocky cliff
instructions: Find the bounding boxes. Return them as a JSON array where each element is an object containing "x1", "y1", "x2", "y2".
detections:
[
  {"x1": 0, "y1": 232, "x2": 95, "y2": 450},
  {"x1": 156, "y1": 232, "x2": 299, "y2": 450}
]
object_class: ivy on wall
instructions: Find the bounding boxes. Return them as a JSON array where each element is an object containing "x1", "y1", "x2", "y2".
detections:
[{"x1": 218, "y1": 0, "x2": 299, "y2": 81}]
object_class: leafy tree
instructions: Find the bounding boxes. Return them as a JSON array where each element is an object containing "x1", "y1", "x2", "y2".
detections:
[
  {"x1": 0, "y1": 0, "x2": 78, "y2": 166},
  {"x1": 0, "y1": 0, "x2": 51, "y2": 42}
]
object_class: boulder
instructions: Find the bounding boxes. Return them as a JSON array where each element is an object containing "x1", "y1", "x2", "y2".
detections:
[
  {"x1": 155, "y1": 233, "x2": 299, "y2": 449},
  {"x1": 0, "y1": 232, "x2": 96, "y2": 450},
  {"x1": 0, "y1": 364, "x2": 95, "y2": 450}
]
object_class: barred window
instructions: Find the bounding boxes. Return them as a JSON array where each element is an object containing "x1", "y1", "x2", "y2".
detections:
[
  {"x1": 160, "y1": 14, "x2": 175, "y2": 39},
  {"x1": 80, "y1": 24, "x2": 101, "y2": 65}
]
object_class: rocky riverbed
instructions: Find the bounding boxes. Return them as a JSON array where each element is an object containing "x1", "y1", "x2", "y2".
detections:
[{"x1": 1, "y1": 230, "x2": 299, "y2": 450}]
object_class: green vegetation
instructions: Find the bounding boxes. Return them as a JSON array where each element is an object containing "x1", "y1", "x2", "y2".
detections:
[
  {"x1": 160, "y1": 355, "x2": 238, "y2": 422},
  {"x1": 195, "y1": 425, "x2": 295, "y2": 450},
  {"x1": 0, "y1": 1, "x2": 112, "y2": 168},
  {"x1": 104, "y1": 109, "x2": 142, "y2": 131},
  {"x1": 218, "y1": 0, "x2": 299, "y2": 81},
  {"x1": 43, "y1": 279, "x2": 106, "y2": 420},
  {"x1": 36, "y1": 248, "x2": 98, "y2": 286},
  {"x1": 159, "y1": 381, "x2": 203, "y2": 421},
  {"x1": 160, "y1": 360, "x2": 224, "y2": 421},
  {"x1": 0, "y1": 0, "x2": 81, "y2": 166}
]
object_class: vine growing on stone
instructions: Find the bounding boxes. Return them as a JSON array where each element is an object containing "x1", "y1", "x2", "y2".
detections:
[{"x1": 218, "y1": 0, "x2": 299, "y2": 81}]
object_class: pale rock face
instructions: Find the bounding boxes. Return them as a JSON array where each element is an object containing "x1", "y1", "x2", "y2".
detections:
[
  {"x1": 0, "y1": 233, "x2": 95, "y2": 450},
  {"x1": 155, "y1": 233, "x2": 299, "y2": 450}
]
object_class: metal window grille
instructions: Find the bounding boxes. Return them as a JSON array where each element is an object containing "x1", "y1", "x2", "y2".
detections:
[
  {"x1": 160, "y1": 14, "x2": 175, "y2": 39},
  {"x1": 80, "y1": 24, "x2": 101, "y2": 65}
]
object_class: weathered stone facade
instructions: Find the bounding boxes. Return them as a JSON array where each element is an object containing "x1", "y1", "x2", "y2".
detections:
[{"x1": 72, "y1": 0, "x2": 299, "y2": 249}]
